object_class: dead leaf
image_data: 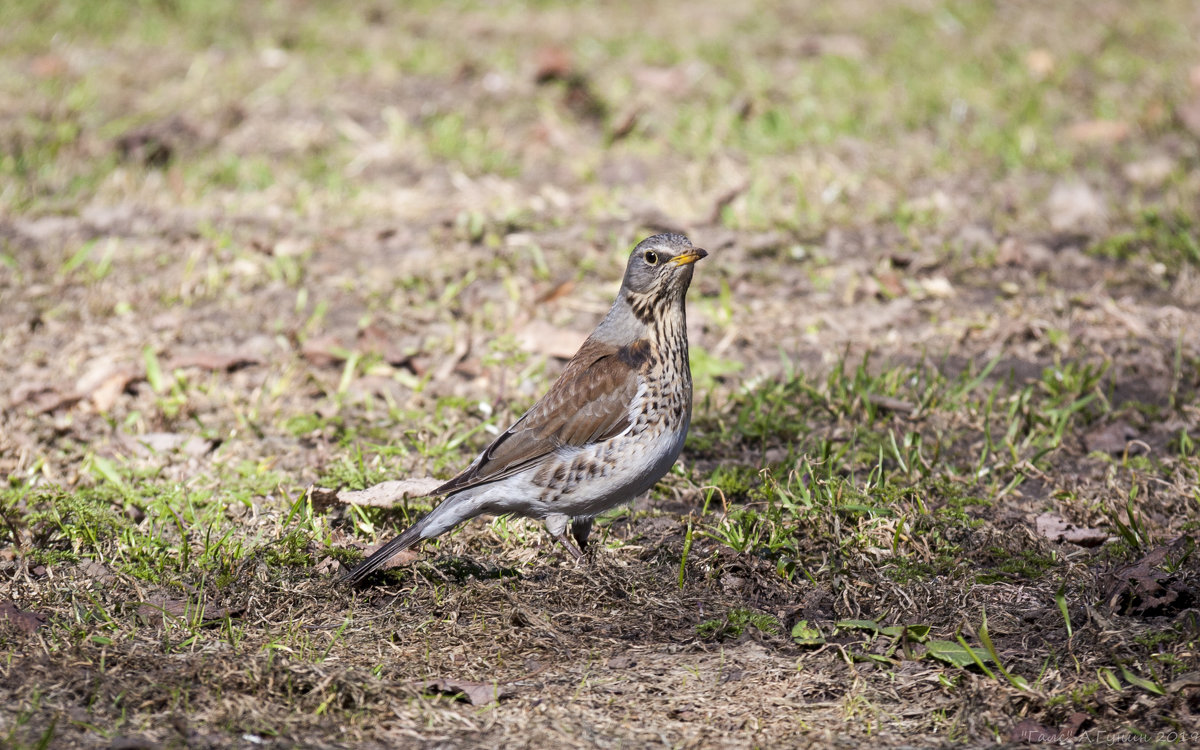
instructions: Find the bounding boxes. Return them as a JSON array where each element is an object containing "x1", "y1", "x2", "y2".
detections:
[
  {"x1": 1104, "y1": 536, "x2": 1195, "y2": 617},
  {"x1": 108, "y1": 735, "x2": 158, "y2": 750},
  {"x1": 1167, "y1": 671, "x2": 1200, "y2": 693},
  {"x1": 1009, "y1": 718, "x2": 1060, "y2": 743},
  {"x1": 633, "y1": 65, "x2": 694, "y2": 92},
  {"x1": 10, "y1": 385, "x2": 83, "y2": 415},
  {"x1": 919, "y1": 276, "x2": 955, "y2": 299},
  {"x1": 1035, "y1": 513, "x2": 1109, "y2": 547},
  {"x1": 91, "y1": 370, "x2": 138, "y2": 412},
  {"x1": 607, "y1": 654, "x2": 636, "y2": 669},
  {"x1": 1178, "y1": 97, "x2": 1200, "y2": 139},
  {"x1": 795, "y1": 34, "x2": 866, "y2": 60},
  {"x1": 308, "y1": 478, "x2": 443, "y2": 511},
  {"x1": 1083, "y1": 421, "x2": 1141, "y2": 456},
  {"x1": 1008, "y1": 710, "x2": 1086, "y2": 743},
  {"x1": 874, "y1": 271, "x2": 905, "y2": 299},
  {"x1": 167, "y1": 350, "x2": 263, "y2": 372},
  {"x1": 75, "y1": 360, "x2": 142, "y2": 412},
  {"x1": 534, "y1": 45, "x2": 572, "y2": 83},
  {"x1": 422, "y1": 678, "x2": 510, "y2": 705},
  {"x1": 1123, "y1": 155, "x2": 1175, "y2": 187},
  {"x1": 362, "y1": 545, "x2": 421, "y2": 572},
  {"x1": 1025, "y1": 49, "x2": 1055, "y2": 79},
  {"x1": 134, "y1": 595, "x2": 241, "y2": 626},
  {"x1": 707, "y1": 182, "x2": 748, "y2": 225},
  {"x1": 534, "y1": 279, "x2": 576, "y2": 304},
  {"x1": 81, "y1": 560, "x2": 117, "y2": 585},
  {"x1": 30, "y1": 54, "x2": 69, "y2": 78},
  {"x1": 123, "y1": 432, "x2": 214, "y2": 457},
  {"x1": 517, "y1": 320, "x2": 587, "y2": 360},
  {"x1": 608, "y1": 106, "x2": 641, "y2": 143},
  {"x1": 301, "y1": 335, "x2": 351, "y2": 367},
  {"x1": 115, "y1": 116, "x2": 200, "y2": 168},
  {"x1": 1063, "y1": 712, "x2": 1088, "y2": 737},
  {"x1": 1047, "y1": 180, "x2": 1106, "y2": 234},
  {"x1": 356, "y1": 325, "x2": 414, "y2": 366},
  {"x1": 0, "y1": 600, "x2": 48, "y2": 633},
  {"x1": 563, "y1": 77, "x2": 606, "y2": 120},
  {"x1": 1064, "y1": 120, "x2": 1129, "y2": 145},
  {"x1": 868, "y1": 396, "x2": 915, "y2": 414},
  {"x1": 314, "y1": 556, "x2": 341, "y2": 576}
]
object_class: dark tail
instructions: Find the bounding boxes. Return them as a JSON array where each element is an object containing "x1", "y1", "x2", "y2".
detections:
[
  {"x1": 339, "y1": 522, "x2": 427, "y2": 586},
  {"x1": 339, "y1": 494, "x2": 473, "y2": 586}
]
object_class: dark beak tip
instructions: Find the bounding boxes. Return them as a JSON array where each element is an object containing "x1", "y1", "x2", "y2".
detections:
[{"x1": 696, "y1": 248, "x2": 708, "y2": 259}]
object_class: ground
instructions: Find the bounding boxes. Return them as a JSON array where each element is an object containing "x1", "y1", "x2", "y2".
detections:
[{"x1": 2, "y1": 1, "x2": 1199, "y2": 748}]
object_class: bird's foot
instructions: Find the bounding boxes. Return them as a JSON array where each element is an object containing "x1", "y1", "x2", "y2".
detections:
[{"x1": 551, "y1": 530, "x2": 585, "y2": 562}]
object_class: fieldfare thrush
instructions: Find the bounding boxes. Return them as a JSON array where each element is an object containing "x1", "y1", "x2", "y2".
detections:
[{"x1": 341, "y1": 233, "x2": 707, "y2": 585}]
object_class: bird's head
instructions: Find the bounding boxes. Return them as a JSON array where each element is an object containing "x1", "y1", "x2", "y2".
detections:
[{"x1": 620, "y1": 233, "x2": 707, "y2": 322}]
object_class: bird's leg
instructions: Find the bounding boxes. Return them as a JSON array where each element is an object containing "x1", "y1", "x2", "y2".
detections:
[
  {"x1": 545, "y1": 513, "x2": 585, "y2": 561},
  {"x1": 570, "y1": 517, "x2": 593, "y2": 552}
]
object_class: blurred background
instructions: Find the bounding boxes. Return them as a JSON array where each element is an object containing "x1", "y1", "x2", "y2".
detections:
[{"x1": 3, "y1": 0, "x2": 1197, "y2": 417}]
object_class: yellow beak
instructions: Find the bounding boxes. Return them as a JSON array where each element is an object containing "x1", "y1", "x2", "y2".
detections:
[{"x1": 670, "y1": 248, "x2": 708, "y2": 266}]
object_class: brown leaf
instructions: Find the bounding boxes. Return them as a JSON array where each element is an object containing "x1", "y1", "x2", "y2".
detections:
[
  {"x1": 607, "y1": 106, "x2": 641, "y2": 143},
  {"x1": 1104, "y1": 536, "x2": 1195, "y2": 617},
  {"x1": 868, "y1": 396, "x2": 915, "y2": 414},
  {"x1": 364, "y1": 545, "x2": 421, "y2": 572},
  {"x1": 108, "y1": 735, "x2": 158, "y2": 750},
  {"x1": 1008, "y1": 711, "x2": 1087, "y2": 744},
  {"x1": 81, "y1": 560, "x2": 116, "y2": 585},
  {"x1": 1167, "y1": 671, "x2": 1200, "y2": 693},
  {"x1": 308, "y1": 479, "x2": 443, "y2": 511},
  {"x1": 1179, "y1": 97, "x2": 1200, "y2": 139},
  {"x1": 874, "y1": 270, "x2": 905, "y2": 299},
  {"x1": 30, "y1": 54, "x2": 69, "y2": 78},
  {"x1": 0, "y1": 600, "x2": 48, "y2": 633},
  {"x1": 75, "y1": 360, "x2": 141, "y2": 412},
  {"x1": 517, "y1": 320, "x2": 587, "y2": 360},
  {"x1": 534, "y1": 279, "x2": 576, "y2": 305},
  {"x1": 707, "y1": 182, "x2": 748, "y2": 225},
  {"x1": 633, "y1": 66, "x2": 693, "y2": 92},
  {"x1": 122, "y1": 432, "x2": 214, "y2": 458},
  {"x1": 1025, "y1": 49, "x2": 1055, "y2": 79},
  {"x1": 1009, "y1": 718, "x2": 1061, "y2": 743},
  {"x1": 607, "y1": 654, "x2": 636, "y2": 669},
  {"x1": 1123, "y1": 155, "x2": 1176, "y2": 187},
  {"x1": 1035, "y1": 513, "x2": 1109, "y2": 548},
  {"x1": 301, "y1": 335, "x2": 350, "y2": 367},
  {"x1": 1046, "y1": 180, "x2": 1106, "y2": 234},
  {"x1": 1063, "y1": 712, "x2": 1088, "y2": 738},
  {"x1": 355, "y1": 324, "x2": 413, "y2": 366},
  {"x1": 91, "y1": 370, "x2": 138, "y2": 412},
  {"x1": 115, "y1": 115, "x2": 200, "y2": 168},
  {"x1": 422, "y1": 678, "x2": 510, "y2": 705},
  {"x1": 134, "y1": 595, "x2": 241, "y2": 626},
  {"x1": 795, "y1": 34, "x2": 867, "y2": 60},
  {"x1": 167, "y1": 350, "x2": 263, "y2": 372},
  {"x1": 534, "y1": 45, "x2": 572, "y2": 83},
  {"x1": 1064, "y1": 120, "x2": 1130, "y2": 145},
  {"x1": 9, "y1": 384, "x2": 84, "y2": 415},
  {"x1": 1083, "y1": 421, "x2": 1140, "y2": 456}
]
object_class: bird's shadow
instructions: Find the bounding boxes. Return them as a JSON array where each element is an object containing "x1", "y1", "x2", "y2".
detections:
[{"x1": 419, "y1": 555, "x2": 523, "y2": 584}]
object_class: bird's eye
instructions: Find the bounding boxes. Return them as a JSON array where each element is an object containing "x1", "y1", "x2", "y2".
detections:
[{"x1": 643, "y1": 250, "x2": 658, "y2": 265}]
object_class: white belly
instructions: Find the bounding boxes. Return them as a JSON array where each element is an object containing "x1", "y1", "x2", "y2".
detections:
[{"x1": 473, "y1": 415, "x2": 689, "y2": 521}]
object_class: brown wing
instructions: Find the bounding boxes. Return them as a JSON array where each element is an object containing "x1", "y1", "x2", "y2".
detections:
[{"x1": 434, "y1": 339, "x2": 640, "y2": 496}]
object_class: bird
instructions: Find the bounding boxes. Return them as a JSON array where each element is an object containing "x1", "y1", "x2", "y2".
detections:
[{"x1": 340, "y1": 233, "x2": 707, "y2": 585}]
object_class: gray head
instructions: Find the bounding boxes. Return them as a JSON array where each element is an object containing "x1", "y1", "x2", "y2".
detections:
[
  {"x1": 622, "y1": 232, "x2": 707, "y2": 295},
  {"x1": 590, "y1": 233, "x2": 707, "y2": 345}
]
